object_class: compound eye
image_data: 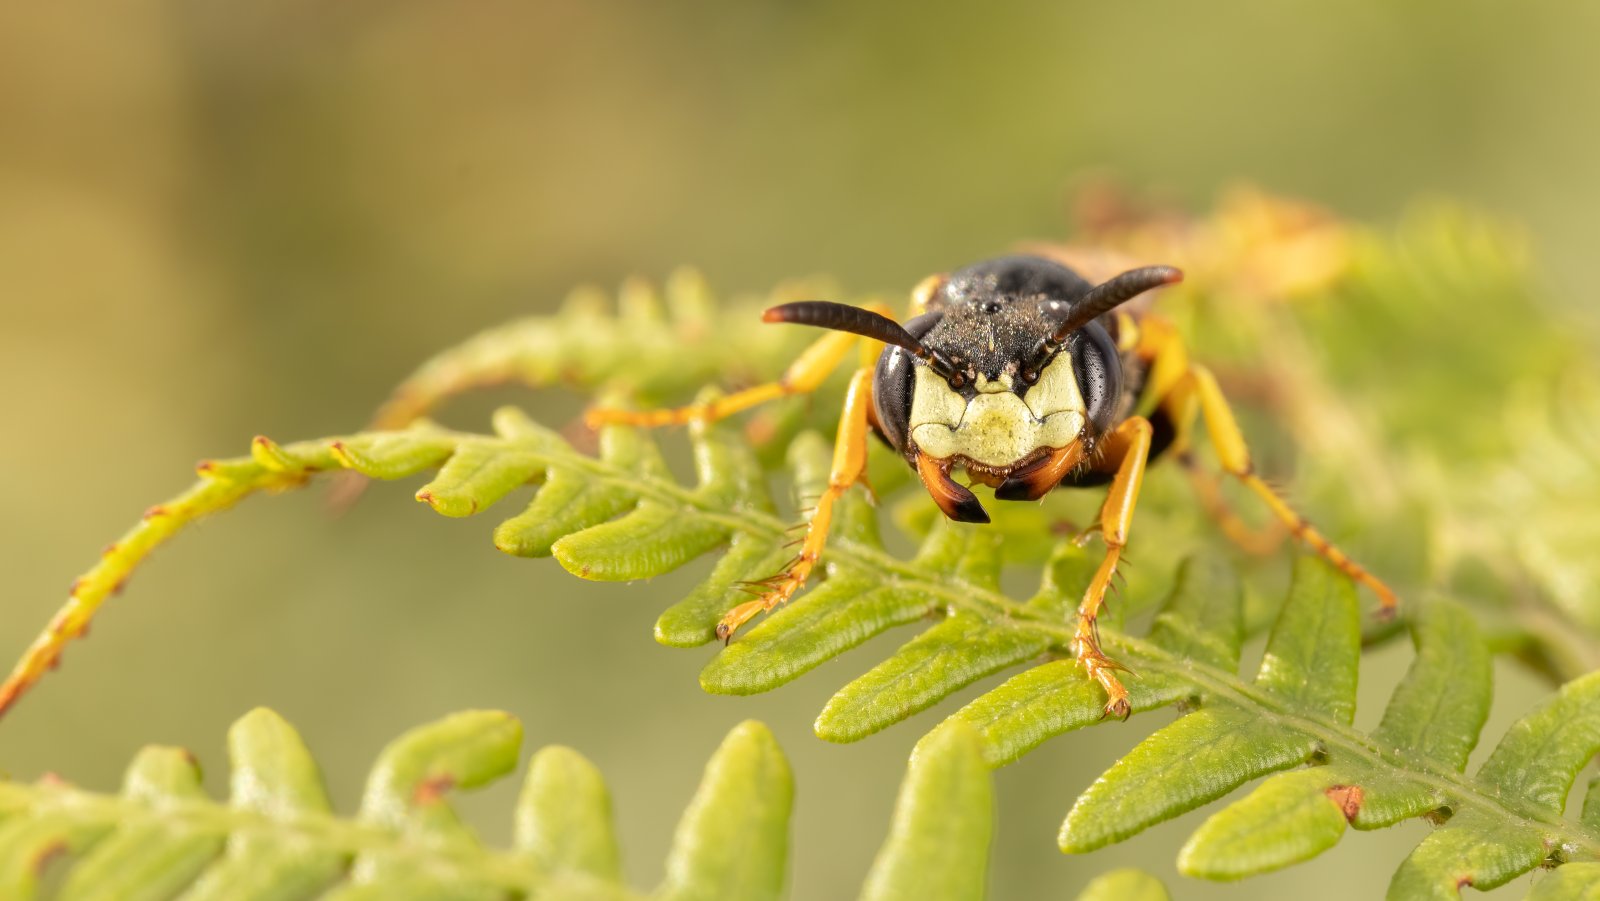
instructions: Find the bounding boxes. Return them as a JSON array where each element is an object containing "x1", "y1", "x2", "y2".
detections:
[
  {"x1": 1020, "y1": 366, "x2": 1040, "y2": 386},
  {"x1": 948, "y1": 372, "x2": 967, "y2": 389}
]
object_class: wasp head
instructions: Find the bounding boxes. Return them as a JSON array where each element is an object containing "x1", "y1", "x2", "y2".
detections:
[{"x1": 762, "y1": 255, "x2": 1181, "y2": 523}]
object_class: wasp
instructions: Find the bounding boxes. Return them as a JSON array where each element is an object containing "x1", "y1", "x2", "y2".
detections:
[{"x1": 588, "y1": 255, "x2": 1397, "y2": 717}]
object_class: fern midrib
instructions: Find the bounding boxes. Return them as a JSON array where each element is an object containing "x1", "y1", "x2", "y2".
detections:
[{"x1": 528, "y1": 432, "x2": 1600, "y2": 855}]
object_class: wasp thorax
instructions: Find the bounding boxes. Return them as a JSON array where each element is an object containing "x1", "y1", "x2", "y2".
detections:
[{"x1": 908, "y1": 353, "x2": 1086, "y2": 469}]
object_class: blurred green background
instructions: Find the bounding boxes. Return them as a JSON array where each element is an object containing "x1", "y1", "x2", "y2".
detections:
[{"x1": 2, "y1": 2, "x2": 1597, "y2": 898}]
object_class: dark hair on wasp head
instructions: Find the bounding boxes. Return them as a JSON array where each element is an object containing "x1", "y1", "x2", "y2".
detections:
[{"x1": 763, "y1": 301, "x2": 961, "y2": 381}]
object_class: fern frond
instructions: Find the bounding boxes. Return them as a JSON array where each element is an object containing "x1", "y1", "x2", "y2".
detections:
[
  {"x1": 0, "y1": 707, "x2": 1006, "y2": 900},
  {"x1": 363, "y1": 268, "x2": 825, "y2": 432}
]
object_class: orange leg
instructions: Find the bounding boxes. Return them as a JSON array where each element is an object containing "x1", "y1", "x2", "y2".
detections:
[
  {"x1": 1076, "y1": 416, "x2": 1154, "y2": 719},
  {"x1": 1132, "y1": 314, "x2": 1190, "y2": 420},
  {"x1": 584, "y1": 302, "x2": 892, "y2": 429},
  {"x1": 1164, "y1": 362, "x2": 1398, "y2": 614},
  {"x1": 716, "y1": 367, "x2": 874, "y2": 641},
  {"x1": 1175, "y1": 450, "x2": 1286, "y2": 556}
]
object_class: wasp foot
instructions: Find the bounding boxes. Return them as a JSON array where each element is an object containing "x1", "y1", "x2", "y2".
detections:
[
  {"x1": 1086, "y1": 655, "x2": 1132, "y2": 720},
  {"x1": 716, "y1": 599, "x2": 766, "y2": 644},
  {"x1": 1374, "y1": 599, "x2": 1400, "y2": 624},
  {"x1": 1074, "y1": 627, "x2": 1133, "y2": 720},
  {"x1": 718, "y1": 563, "x2": 810, "y2": 643}
]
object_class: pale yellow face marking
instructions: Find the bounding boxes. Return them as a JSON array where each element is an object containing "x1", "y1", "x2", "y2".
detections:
[{"x1": 908, "y1": 355, "x2": 1086, "y2": 468}]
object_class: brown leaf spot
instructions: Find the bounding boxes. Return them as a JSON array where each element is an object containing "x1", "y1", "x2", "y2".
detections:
[
  {"x1": 1049, "y1": 518, "x2": 1082, "y2": 537},
  {"x1": 413, "y1": 773, "x2": 455, "y2": 806},
  {"x1": 744, "y1": 416, "x2": 778, "y2": 447},
  {"x1": 32, "y1": 841, "x2": 67, "y2": 876},
  {"x1": 1325, "y1": 784, "x2": 1364, "y2": 822},
  {"x1": 560, "y1": 417, "x2": 600, "y2": 454}
]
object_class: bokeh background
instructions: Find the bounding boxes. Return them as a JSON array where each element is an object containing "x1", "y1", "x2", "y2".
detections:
[{"x1": 3, "y1": 3, "x2": 1598, "y2": 898}]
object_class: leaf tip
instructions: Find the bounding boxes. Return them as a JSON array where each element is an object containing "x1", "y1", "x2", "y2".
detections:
[
  {"x1": 912, "y1": 721, "x2": 986, "y2": 767},
  {"x1": 725, "y1": 718, "x2": 782, "y2": 755},
  {"x1": 812, "y1": 708, "x2": 860, "y2": 745}
]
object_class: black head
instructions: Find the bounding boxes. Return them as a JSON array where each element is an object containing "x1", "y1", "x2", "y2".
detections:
[
  {"x1": 916, "y1": 255, "x2": 1180, "y2": 385},
  {"x1": 913, "y1": 256, "x2": 1099, "y2": 395},
  {"x1": 872, "y1": 256, "x2": 1181, "y2": 452}
]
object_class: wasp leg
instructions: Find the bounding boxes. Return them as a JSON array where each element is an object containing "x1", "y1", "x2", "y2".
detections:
[
  {"x1": 1076, "y1": 416, "x2": 1154, "y2": 720},
  {"x1": 1175, "y1": 450, "x2": 1286, "y2": 556},
  {"x1": 717, "y1": 367, "x2": 874, "y2": 641},
  {"x1": 584, "y1": 302, "x2": 893, "y2": 429},
  {"x1": 1165, "y1": 363, "x2": 1399, "y2": 614},
  {"x1": 1132, "y1": 314, "x2": 1191, "y2": 422}
]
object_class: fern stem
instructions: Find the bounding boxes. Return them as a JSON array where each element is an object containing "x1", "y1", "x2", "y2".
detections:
[{"x1": 0, "y1": 459, "x2": 304, "y2": 716}]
